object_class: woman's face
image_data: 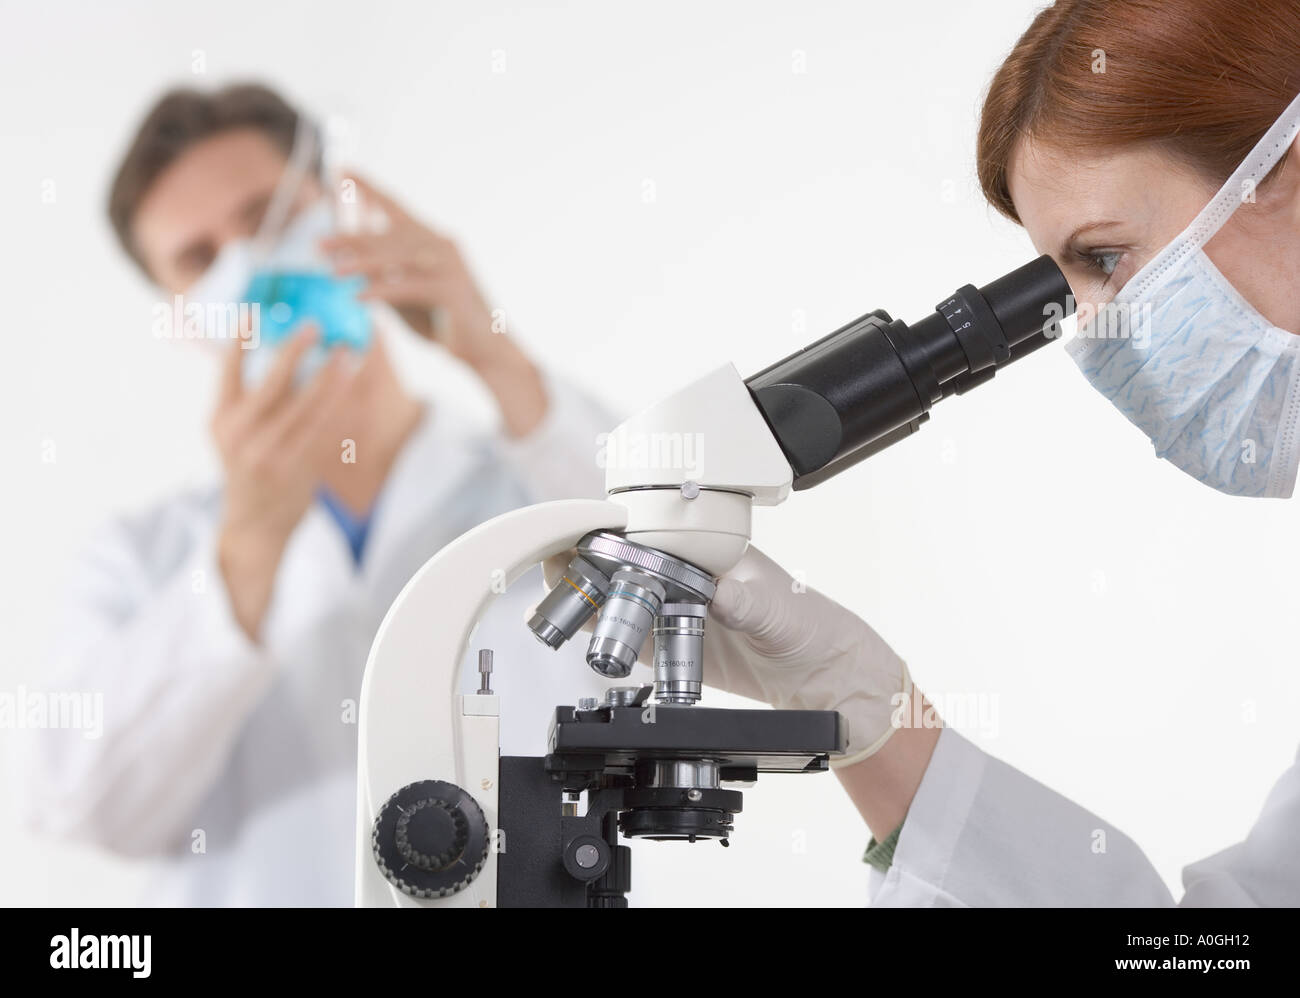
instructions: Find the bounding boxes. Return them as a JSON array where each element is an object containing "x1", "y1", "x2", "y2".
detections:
[{"x1": 1007, "y1": 136, "x2": 1300, "y2": 335}]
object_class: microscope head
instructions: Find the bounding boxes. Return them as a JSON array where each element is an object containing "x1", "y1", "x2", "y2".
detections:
[{"x1": 519, "y1": 350, "x2": 800, "y2": 708}]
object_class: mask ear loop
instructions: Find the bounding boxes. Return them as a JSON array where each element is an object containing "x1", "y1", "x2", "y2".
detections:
[
  {"x1": 250, "y1": 112, "x2": 320, "y2": 263},
  {"x1": 317, "y1": 115, "x2": 357, "y2": 235},
  {"x1": 1119, "y1": 87, "x2": 1300, "y2": 304}
]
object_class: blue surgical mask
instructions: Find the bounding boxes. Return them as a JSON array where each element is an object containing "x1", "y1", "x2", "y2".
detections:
[{"x1": 1066, "y1": 89, "x2": 1300, "y2": 498}]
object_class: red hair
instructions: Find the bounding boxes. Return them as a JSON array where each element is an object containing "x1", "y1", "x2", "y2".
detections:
[{"x1": 978, "y1": 0, "x2": 1300, "y2": 222}]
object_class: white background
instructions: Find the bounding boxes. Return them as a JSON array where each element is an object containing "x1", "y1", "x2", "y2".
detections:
[{"x1": 1, "y1": 0, "x2": 1296, "y2": 907}]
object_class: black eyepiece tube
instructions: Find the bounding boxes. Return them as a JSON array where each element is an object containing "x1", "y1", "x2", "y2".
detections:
[
  {"x1": 979, "y1": 253, "x2": 1073, "y2": 348},
  {"x1": 745, "y1": 254, "x2": 1074, "y2": 490}
]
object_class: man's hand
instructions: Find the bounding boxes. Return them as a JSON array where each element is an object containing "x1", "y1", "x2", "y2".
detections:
[
  {"x1": 319, "y1": 174, "x2": 547, "y2": 437},
  {"x1": 212, "y1": 325, "x2": 354, "y2": 641}
]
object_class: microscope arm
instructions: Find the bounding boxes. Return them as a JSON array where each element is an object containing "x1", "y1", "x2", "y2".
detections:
[{"x1": 355, "y1": 499, "x2": 628, "y2": 907}]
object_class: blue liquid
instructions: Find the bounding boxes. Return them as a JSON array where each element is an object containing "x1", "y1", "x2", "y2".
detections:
[{"x1": 245, "y1": 270, "x2": 371, "y2": 350}]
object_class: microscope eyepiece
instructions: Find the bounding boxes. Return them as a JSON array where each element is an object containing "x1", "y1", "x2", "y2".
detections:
[
  {"x1": 745, "y1": 254, "x2": 1075, "y2": 490},
  {"x1": 977, "y1": 253, "x2": 1074, "y2": 347}
]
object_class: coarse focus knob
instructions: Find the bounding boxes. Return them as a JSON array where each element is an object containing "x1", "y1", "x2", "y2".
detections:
[
  {"x1": 372, "y1": 780, "x2": 490, "y2": 899},
  {"x1": 395, "y1": 798, "x2": 467, "y2": 870}
]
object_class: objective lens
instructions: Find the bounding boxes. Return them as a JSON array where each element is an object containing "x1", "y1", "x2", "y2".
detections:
[
  {"x1": 527, "y1": 556, "x2": 610, "y2": 650},
  {"x1": 653, "y1": 602, "x2": 706, "y2": 704},
  {"x1": 586, "y1": 570, "x2": 666, "y2": 678}
]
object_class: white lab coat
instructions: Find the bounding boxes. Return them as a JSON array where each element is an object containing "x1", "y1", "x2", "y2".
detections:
[
  {"x1": 870, "y1": 726, "x2": 1300, "y2": 906},
  {"x1": 16, "y1": 374, "x2": 623, "y2": 906}
]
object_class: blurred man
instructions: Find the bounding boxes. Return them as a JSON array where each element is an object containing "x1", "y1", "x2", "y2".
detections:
[{"x1": 17, "y1": 83, "x2": 614, "y2": 905}]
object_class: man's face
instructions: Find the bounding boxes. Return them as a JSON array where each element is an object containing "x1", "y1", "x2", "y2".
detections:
[{"x1": 132, "y1": 127, "x2": 318, "y2": 294}]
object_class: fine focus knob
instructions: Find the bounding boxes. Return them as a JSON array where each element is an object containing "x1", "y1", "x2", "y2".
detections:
[{"x1": 372, "y1": 780, "x2": 490, "y2": 899}]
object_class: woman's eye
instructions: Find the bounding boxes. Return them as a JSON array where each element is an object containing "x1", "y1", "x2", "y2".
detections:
[{"x1": 1088, "y1": 251, "x2": 1122, "y2": 276}]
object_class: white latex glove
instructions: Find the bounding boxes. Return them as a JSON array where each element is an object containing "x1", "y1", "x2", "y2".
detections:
[
  {"x1": 703, "y1": 545, "x2": 912, "y2": 767},
  {"x1": 538, "y1": 544, "x2": 912, "y2": 768}
]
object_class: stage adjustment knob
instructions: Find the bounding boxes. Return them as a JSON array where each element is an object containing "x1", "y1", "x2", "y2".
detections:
[{"x1": 372, "y1": 779, "x2": 490, "y2": 899}]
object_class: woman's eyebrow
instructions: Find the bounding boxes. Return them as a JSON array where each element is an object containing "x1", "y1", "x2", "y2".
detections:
[{"x1": 1062, "y1": 219, "x2": 1124, "y2": 252}]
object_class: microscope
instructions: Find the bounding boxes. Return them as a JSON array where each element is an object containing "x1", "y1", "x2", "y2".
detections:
[{"x1": 355, "y1": 255, "x2": 1075, "y2": 907}]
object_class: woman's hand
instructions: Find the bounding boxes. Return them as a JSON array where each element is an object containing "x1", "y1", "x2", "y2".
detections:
[
  {"x1": 538, "y1": 542, "x2": 942, "y2": 838},
  {"x1": 704, "y1": 545, "x2": 942, "y2": 840},
  {"x1": 704, "y1": 545, "x2": 913, "y2": 762},
  {"x1": 320, "y1": 175, "x2": 547, "y2": 436}
]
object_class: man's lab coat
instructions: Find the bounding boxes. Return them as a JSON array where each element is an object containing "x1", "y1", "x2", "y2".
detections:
[
  {"x1": 17, "y1": 376, "x2": 621, "y2": 906},
  {"x1": 870, "y1": 726, "x2": 1300, "y2": 906}
]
